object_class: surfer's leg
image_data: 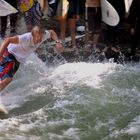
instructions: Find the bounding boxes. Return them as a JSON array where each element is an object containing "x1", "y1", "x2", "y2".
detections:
[
  {"x1": 0, "y1": 78, "x2": 12, "y2": 92},
  {"x1": 0, "y1": 51, "x2": 20, "y2": 92}
]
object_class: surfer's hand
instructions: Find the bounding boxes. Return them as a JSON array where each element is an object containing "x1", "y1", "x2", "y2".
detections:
[{"x1": 55, "y1": 43, "x2": 64, "y2": 53}]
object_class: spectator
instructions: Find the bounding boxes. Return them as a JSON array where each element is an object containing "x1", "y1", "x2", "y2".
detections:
[
  {"x1": 18, "y1": 0, "x2": 48, "y2": 31},
  {"x1": 0, "y1": 0, "x2": 18, "y2": 39},
  {"x1": 59, "y1": 0, "x2": 80, "y2": 52},
  {"x1": 85, "y1": 0, "x2": 101, "y2": 52},
  {"x1": 103, "y1": 0, "x2": 126, "y2": 46},
  {"x1": 102, "y1": 0, "x2": 125, "y2": 60}
]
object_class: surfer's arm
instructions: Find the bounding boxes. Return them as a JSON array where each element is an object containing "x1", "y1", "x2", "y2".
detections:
[
  {"x1": 48, "y1": 30, "x2": 63, "y2": 53},
  {"x1": 48, "y1": 30, "x2": 59, "y2": 42},
  {"x1": 0, "y1": 36, "x2": 19, "y2": 58}
]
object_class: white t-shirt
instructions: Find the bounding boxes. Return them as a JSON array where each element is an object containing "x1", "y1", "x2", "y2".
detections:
[{"x1": 8, "y1": 30, "x2": 51, "y2": 63}]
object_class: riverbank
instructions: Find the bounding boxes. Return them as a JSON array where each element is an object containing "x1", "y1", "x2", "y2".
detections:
[
  {"x1": 39, "y1": 16, "x2": 140, "y2": 63},
  {"x1": 0, "y1": 15, "x2": 139, "y2": 63}
]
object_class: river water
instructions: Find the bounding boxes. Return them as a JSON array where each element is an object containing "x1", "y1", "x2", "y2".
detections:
[{"x1": 0, "y1": 53, "x2": 140, "y2": 140}]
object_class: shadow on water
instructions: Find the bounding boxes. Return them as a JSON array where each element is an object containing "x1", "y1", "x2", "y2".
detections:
[{"x1": 8, "y1": 94, "x2": 53, "y2": 117}]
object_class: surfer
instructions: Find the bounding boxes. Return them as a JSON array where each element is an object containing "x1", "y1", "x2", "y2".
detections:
[
  {"x1": 85, "y1": 0, "x2": 102, "y2": 52},
  {"x1": 0, "y1": 25, "x2": 63, "y2": 92}
]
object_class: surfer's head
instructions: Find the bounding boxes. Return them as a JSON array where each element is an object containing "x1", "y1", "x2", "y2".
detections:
[{"x1": 31, "y1": 25, "x2": 45, "y2": 44}]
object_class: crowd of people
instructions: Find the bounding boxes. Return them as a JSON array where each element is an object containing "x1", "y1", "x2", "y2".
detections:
[{"x1": 0, "y1": 0, "x2": 140, "y2": 92}]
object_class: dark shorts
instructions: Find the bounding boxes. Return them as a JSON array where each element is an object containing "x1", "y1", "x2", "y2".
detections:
[
  {"x1": 86, "y1": 7, "x2": 101, "y2": 34},
  {"x1": 0, "y1": 50, "x2": 20, "y2": 80},
  {"x1": 24, "y1": 2, "x2": 43, "y2": 26},
  {"x1": 67, "y1": 1, "x2": 78, "y2": 19},
  {"x1": 67, "y1": 12, "x2": 76, "y2": 19}
]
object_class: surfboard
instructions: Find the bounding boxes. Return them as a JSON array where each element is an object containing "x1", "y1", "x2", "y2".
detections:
[
  {"x1": 101, "y1": 0, "x2": 120, "y2": 26},
  {"x1": 0, "y1": 0, "x2": 18, "y2": 16},
  {"x1": 55, "y1": 0, "x2": 69, "y2": 20},
  {"x1": 124, "y1": 0, "x2": 133, "y2": 13}
]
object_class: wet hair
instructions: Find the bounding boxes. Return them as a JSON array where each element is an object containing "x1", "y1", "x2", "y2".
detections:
[{"x1": 31, "y1": 25, "x2": 45, "y2": 36}]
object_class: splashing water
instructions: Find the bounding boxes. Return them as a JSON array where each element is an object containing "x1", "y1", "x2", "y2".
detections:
[
  {"x1": 0, "y1": 51, "x2": 140, "y2": 140},
  {"x1": 0, "y1": 14, "x2": 139, "y2": 139}
]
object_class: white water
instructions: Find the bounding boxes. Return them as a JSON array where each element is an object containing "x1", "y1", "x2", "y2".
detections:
[
  {"x1": 0, "y1": 13, "x2": 140, "y2": 139},
  {"x1": 1, "y1": 54, "x2": 117, "y2": 109},
  {"x1": 0, "y1": 53, "x2": 140, "y2": 140}
]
